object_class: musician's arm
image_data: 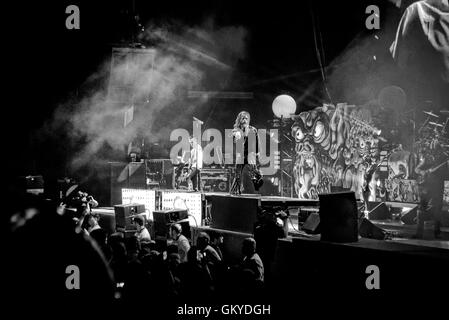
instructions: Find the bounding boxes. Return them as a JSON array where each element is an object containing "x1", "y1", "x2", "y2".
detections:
[
  {"x1": 232, "y1": 127, "x2": 242, "y2": 141},
  {"x1": 414, "y1": 155, "x2": 427, "y2": 175}
]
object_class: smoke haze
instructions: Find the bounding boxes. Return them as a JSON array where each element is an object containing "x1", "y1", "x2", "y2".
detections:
[{"x1": 44, "y1": 18, "x2": 247, "y2": 176}]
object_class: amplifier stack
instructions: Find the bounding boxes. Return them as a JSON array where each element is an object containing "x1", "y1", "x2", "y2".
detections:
[{"x1": 200, "y1": 168, "x2": 230, "y2": 192}]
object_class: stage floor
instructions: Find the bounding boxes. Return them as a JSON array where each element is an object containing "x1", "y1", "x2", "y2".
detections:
[
  {"x1": 372, "y1": 219, "x2": 449, "y2": 243},
  {"x1": 287, "y1": 218, "x2": 449, "y2": 250},
  {"x1": 387, "y1": 237, "x2": 449, "y2": 250}
]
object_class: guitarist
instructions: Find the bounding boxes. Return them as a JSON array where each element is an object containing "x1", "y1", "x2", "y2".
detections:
[
  {"x1": 414, "y1": 144, "x2": 448, "y2": 239},
  {"x1": 186, "y1": 135, "x2": 203, "y2": 192},
  {"x1": 362, "y1": 145, "x2": 401, "y2": 216}
]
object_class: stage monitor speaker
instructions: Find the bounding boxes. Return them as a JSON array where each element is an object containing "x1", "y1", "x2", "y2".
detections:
[
  {"x1": 114, "y1": 203, "x2": 146, "y2": 229},
  {"x1": 368, "y1": 202, "x2": 391, "y2": 220},
  {"x1": 153, "y1": 209, "x2": 188, "y2": 224},
  {"x1": 153, "y1": 209, "x2": 191, "y2": 241},
  {"x1": 400, "y1": 206, "x2": 418, "y2": 225},
  {"x1": 209, "y1": 195, "x2": 259, "y2": 234},
  {"x1": 319, "y1": 192, "x2": 359, "y2": 243},
  {"x1": 302, "y1": 211, "x2": 321, "y2": 234},
  {"x1": 359, "y1": 218, "x2": 387, "y2": 240}
]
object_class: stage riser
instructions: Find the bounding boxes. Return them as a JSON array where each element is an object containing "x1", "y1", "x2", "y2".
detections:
[{"x1": 272, "y1": 238, "x2": 449, "y2": 296}]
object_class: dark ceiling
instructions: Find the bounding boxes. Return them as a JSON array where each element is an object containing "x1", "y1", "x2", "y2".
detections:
[{"x1": 5, "y1": 0, "x2": 407, "y2": 178}]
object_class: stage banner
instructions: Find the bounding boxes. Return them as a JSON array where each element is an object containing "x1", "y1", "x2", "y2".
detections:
[
  {"x1": 121, "y1": 188, "x2": 156, "y2": 220},
  {"x1": 291, "y1": 103, "x2": 380, "y2": 200},
  {"x1": 160, "y1": 191, "x2": 202, "y2": 227}
]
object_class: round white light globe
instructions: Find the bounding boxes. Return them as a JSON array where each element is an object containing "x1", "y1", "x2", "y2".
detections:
[{"x1": 272, "y1": 95, "x2": 297, "y2": 118}]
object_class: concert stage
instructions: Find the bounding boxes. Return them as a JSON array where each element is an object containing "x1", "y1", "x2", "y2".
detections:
[
  {"x1": 288, "y1": 215, "x2": 449, "y2": 242},
  {"x1": 99, "y1": 187, "x2": 449, "y2": 231},
  {"x1": 97, "y1": 190, "x2": 449, "y2": 248}
]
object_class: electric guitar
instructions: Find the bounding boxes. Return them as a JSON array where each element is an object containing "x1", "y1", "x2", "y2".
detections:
[
  {"x1": 415, "y1": 159, "x2": 449, "y2": 185},
  {"x1": 364, "y1": 145, "x2": 402, "y2": 188}
]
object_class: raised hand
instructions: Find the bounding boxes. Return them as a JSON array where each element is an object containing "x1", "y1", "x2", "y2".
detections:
[{"x1": 232, "y1": 129, "x2": 242, "y2": 140}]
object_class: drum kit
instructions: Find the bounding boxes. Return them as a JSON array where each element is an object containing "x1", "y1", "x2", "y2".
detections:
[{"x1": 415, "y1": 109, "x2": 449, "y2": 156}]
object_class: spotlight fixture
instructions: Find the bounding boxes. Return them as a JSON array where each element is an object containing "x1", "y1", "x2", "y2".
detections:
[{"x1": 272, "y1": 94, "x2": 297, "y2": 119}]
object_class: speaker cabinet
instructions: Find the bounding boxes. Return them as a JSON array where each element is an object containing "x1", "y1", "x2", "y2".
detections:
[
  {"x1": 153, "y1": 209, "x2": 188, "y2": 224},
  {"x1": 368, "y1": 202, "x2": 391, "y2": 220},
  {"x1": 209, "y1": 194, "x2": 259, "y2": 234},
  {"x1": 359, "y1": 218, "x2": 387, "y2": 240},
  {"x1": 153, "y1": 209, "x2": 191, "y2": 242},
  {"x1": 114, "y1": 203, "x2": 145, "y2": 229},
  {"x1": 200, "y1": 169, "x2": 230, "y2": 192},
  {"x1": 401, "y1": 206, "x2": 418, "y2": 225},
  {"x1": 302, "y1": 211, "x2": 321, "y2": 234},
  {"x1": 319, "y1": 192, "x2": 359, "y2": 243}
]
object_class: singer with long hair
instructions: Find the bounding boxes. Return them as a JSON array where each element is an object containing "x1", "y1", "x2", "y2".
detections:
[{"x1": 230, "y1": 111, "x2": 263, "y2": 195}]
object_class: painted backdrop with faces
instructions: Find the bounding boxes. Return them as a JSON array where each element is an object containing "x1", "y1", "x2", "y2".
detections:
[{"x1": 291, "y1": 103, "x2": 379, "y2": 199}]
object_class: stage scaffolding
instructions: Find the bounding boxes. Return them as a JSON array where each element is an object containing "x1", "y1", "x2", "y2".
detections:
[{"x1": 269, "y1": 118, "x2": 295, "y2": 198}]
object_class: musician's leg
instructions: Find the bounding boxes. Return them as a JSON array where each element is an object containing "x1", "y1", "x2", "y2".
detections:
[
  {"x1": 190, "y1": 168, "x2": 199, "y2": 191},
  {"x1": 247, "y1": 164, "x2": 260, "y2": 192},
  {"x1": 231, "y1": 164, "x2": 243, "y2": 195},
  {"x1": 416, "y1": 189, "x2": 430, "y2": 238},
  {"x1": 187, "y1": 168, "x2": 195, "y2": 191},
  {"x1": 428, "y1": 175, "x2": 444, "y2": 238},
  {"x1": 191, "y1": 169, "x2": 196, "y2": 191},
  {"x1": 174, "y1": 167, "x2": 182, "y2": 189},
  {"x1": 197, "y1": 169, "x2": 202, "y2": 192},
  {"x1": 192, "y1": 169, "x2": 201, "y2": 192},
  {"x1": 174, "y1": 172, "x2": 179, "y2": 189}
]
